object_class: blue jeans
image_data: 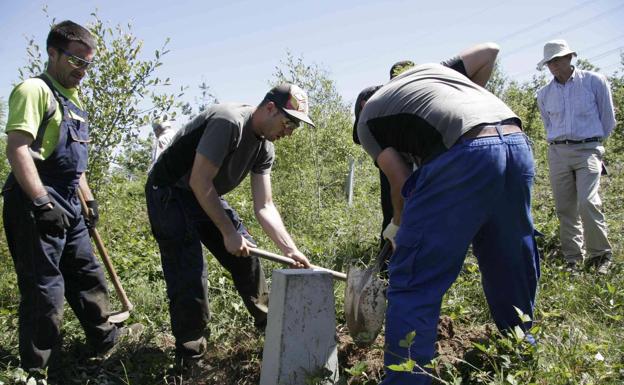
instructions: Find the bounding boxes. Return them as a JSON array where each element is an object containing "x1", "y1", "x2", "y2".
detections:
[{"x1": 382, "y1": 132, "x2": 540, "y2": 385}]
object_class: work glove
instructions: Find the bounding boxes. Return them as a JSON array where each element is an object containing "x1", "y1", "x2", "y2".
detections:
[
  {"x1": 32, "y1": 195, "x2": 70, "y2": 237},
  {"x1": 382, "y1": 220, "x2": 399, "y2": 249},
  {"x1": 85, "y1": 199, "x2": 99, "y2": 229}
]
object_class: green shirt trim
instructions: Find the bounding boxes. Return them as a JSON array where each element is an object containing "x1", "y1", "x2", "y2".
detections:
[{"x1": 5, "y1": 72, "x2": 83, "y2": 159}]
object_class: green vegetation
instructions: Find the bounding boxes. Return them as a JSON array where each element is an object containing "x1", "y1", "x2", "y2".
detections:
[{"x1": 1, "y1": 12, "x2": 624, "y2": 385}]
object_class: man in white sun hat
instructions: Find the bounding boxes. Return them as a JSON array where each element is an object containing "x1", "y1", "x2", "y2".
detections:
[
  {"x1": 536, "y1": 39, "x2": 616, "y2": 275},
  {"x1": 150, "y1": 119, "x2": 177, "y2": 166}
]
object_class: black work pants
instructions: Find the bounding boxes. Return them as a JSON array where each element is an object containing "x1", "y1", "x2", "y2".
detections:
[
  {"x1": 3, "y1": 186, "x2": 117, "y2": 370},
  {"x1": 145, "y1": 183, "x2": 268, "y2": 356}
]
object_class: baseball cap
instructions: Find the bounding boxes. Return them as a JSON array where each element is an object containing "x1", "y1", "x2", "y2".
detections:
[
  {"x1": 352, "y1": 85, "x2": 383, "y2": 144},
  {"x1": 264, "y1": 83, "x2": 315, "y2": 127}
]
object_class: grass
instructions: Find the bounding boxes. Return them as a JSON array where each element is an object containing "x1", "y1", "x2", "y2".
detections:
[{"x1": 1, "y1": 123, "x2": 623, "y2": 385}]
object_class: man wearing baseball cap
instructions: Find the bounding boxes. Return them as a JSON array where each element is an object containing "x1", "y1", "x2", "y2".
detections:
[
  {"x1": 536, "y1": 39, "x2": 616, "y2": 274},
  {"x1": 145, "y1": 83, "x2": 314, "y2": 367}
]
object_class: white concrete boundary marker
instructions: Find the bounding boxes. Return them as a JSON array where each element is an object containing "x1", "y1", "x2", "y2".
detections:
[{"x1": 260, "y1": 270, "x2": 339, "y2": 385}]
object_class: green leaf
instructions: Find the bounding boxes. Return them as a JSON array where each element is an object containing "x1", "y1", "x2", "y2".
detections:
[
  {"x1": 387, "y1": 359, "x2": 416, "y2": 372},
  {"x1": 514, "y1": 306, "x2": 532, "y2": 323},
  {"x1": 472, "y1": 342, "x2": 488, "y2": 353},
  {"x1": 399, "y1": 330, "x2": 416, "y2": 348}
]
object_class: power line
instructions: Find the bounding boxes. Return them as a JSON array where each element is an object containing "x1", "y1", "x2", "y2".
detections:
[
  {"x1": 601, "y1": 61, "x2": 623, "y2": 72},
  {"x1": 586, "y1": 46, "x2": 624, "y2": 62},
  {"x1": 495, "y1": 0, "x2": 602, "y2": 43},
  {"x1": 501, "y1": 3, "x2": 624, "y2": 59},
  {"x1": 510, "y1": 49, "x2": 624, "y2": 81},
  {"x1": 505, "y1": 35, "x2": 624, "y2": 80},
  {"x1": 578, "y1": 33, "x2": 624, "y2": 55},
  {"x1": 413, "y1": 0, "x2": 513, "y2": 43}
]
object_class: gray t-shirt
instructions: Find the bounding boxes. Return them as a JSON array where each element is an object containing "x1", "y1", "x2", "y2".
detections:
[
  {"x1": 150, "y1": 104, "x2": 274, "y2": 195},
  {"x1": 357, "y1": 63, "x2": 518, "y2": 163}
]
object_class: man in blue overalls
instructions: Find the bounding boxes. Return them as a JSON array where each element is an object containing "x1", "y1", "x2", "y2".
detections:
[{"x1": 3, "y1": 20, "x2": 126, "y2": 372}]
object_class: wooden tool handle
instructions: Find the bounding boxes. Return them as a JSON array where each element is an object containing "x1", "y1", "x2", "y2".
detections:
[
  {"x1": 250, "y1": 248, "x2": 347, "y2": 281},
  {"x1": 77, "y1": 189, "x2": 134, "y2": 312}
]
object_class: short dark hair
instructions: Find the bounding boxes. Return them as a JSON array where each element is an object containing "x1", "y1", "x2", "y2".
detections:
[
  {"x1": 352, "y1": 85, "x2": 382, "y2": 144},
  {"x1": 389, "y1": 60, "x2": 415, "y2": 79},
  {"x1": 46, "y1": 20, "x2": 95, "y2": 51}
]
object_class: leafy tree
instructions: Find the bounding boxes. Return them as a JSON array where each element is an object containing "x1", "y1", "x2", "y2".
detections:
[
  {"x1": 0, "y1": 96, "x2": 6, "y2": 128},
  {"x1": 114, "y1": 135, "x2": 153, "y2": 178},
  {"x1": 0, "y1": 97, "x2": 9, "y2": 182},
  {"x1": 181, "y1": 80, "x2": 218, "y2": 118},
  {"x1": 17, "y1": 11, "x2": 182, "y2": 191},
  {"x1": 485, "y1": 61, "x2": 507, "y2": 98}
]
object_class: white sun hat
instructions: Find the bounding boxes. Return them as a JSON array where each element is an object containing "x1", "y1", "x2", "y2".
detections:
[{"x1": 537, "y1": 39, "x2": 577, "y2": 70}]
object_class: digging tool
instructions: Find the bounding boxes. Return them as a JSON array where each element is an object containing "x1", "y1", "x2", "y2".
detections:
[
  {"x1": 77, "y1": 189, "x2": 133, "y2": 323},
  {"x1": 344, "y1": 240, "x2": 392, "y2": 347},
  {"x1": 249, "y1": 248, "x2": 347, "y2": 281}
]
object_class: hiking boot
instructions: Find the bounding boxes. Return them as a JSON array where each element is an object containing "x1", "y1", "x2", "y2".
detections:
[
  {"x1": 564, "y1": 261, "x2": 580, "y2": 275},
  {"x1": 587, "y1": 254, "x2": 612, "y2": 275},
  {"x1": 175, "y1": 336, "x2": 207, "y2": 367},
  {"x1": 97, "y1": 323, "x2": 144, "y2": 358}
]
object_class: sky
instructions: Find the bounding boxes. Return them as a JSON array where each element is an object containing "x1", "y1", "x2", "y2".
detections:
[{"x1": 1, "y1": 0, "x2": 623, "y2": 125}]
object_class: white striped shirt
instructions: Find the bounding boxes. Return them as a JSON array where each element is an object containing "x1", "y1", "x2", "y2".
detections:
[{"x1": 537, "y1": 68, "x2": 616, "y2": 142}]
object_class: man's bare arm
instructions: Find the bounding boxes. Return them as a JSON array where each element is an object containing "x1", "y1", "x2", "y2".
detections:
[
  {"x1": 189, "y1": 152, "x2": 254, "y2": 256},
  {"x1": 6, "y1": 131, "x2": 48, "y2": 201},
  {"x1": 251, "y1": 172, "x2": 310, "y2": 268},
  {"x1": 459, "y1": 42, "x2": 500, "y2": 87},
  {"x1": 376, "y1": 147, "x2": 413, "y2": 225}
]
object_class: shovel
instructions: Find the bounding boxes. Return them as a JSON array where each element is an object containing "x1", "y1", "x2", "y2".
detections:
[
  {"x1": 77, "y1": 189, "x2": 133, "y2": 323},
  {"x1": 250, "y1": 248, "x2": 346, "y2": 281},
  {"x1": 344, "y1": 241, "x2": 392, "y2": 347}
]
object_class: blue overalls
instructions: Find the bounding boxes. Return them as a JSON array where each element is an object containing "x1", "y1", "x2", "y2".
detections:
[
  {"x1": 381, "y1": 128, "x2": 541, "y2": 385},
  {"x1": 2, "y1": 77, "x2": 118, "y2": 370}
]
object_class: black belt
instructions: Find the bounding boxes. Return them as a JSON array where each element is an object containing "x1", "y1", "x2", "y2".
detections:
[
  {"x1": 461, "y1": 124, "x2": 522, "y2": 140},
  {"x1": 549, "y1": 137, "x2": 602, "y2": 145}
]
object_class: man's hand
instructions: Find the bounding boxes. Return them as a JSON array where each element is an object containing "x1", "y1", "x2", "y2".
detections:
[
  {"x1": 383, "y1": 220, "x2": 399, "y2": 250},
  {"x1": 85, "y1": 200, "x2": 99, "y2": 229},
  {"x1": 32, "y1": 198, "x2": 70, "y2": 238},
  {"x1": 224, "y1": 232, "x2": 256, "y2": 257},
  {"x1": 284, "y1": 249, "x2": 311, "y2": 269}
]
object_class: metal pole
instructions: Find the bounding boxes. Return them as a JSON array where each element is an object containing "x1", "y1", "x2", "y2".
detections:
[{"x1": 346, "y1": 158, "x2": 355, "y2": 206}]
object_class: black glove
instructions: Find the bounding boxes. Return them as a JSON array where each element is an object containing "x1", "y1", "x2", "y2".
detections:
[
  {"x1": 32, "y1": 195, "x2": 70, "y2": 237},
  {"x1": 85, "y1": 200, "x2": 99, "y2": 229}
]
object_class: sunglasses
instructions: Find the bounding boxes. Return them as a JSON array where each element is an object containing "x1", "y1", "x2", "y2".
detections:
[
  {"x1": 280, "y1": 109, "x2": 300, "y2": 130},
  {"x1": 58, "y1": 48, "x2": 94, "y2": 69}
]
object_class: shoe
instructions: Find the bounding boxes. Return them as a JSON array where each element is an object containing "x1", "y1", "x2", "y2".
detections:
[
  {"x1": 596, "y1": 259, "x2": 612, "y2": 275},
  {"x1": 97, "y1": 323, "x2": 144, "y2": 358},
  {"x1": 564, "y1": 261, "x2": 580, "y2": 275},
  {"x1": 175, "y1": 337, "x2": 207, "y2": 366},
  {"x1": 587, "y1": 254, "x2": 612, "y2": 275}
]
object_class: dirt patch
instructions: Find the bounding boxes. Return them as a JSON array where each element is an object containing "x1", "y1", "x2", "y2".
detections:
[
  {"x1": 435, "y1": 315, "x2": 494, "y2": 367},
  {"x1": 337, "y1": 325, "x2": 385, "y2": 383},
  {"x1": 336, "y1": 316, "x2": 495, "y2": 384}
]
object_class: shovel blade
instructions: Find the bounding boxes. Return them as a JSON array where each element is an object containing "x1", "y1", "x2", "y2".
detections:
[
  {"x1": 345, "y1": 265, "x2": 386, "y2": 347},
  {"x1": 108, "y1": 310, "x2": 130, "y2": 324}
]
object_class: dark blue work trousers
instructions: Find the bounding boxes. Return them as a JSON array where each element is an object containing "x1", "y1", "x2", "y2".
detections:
[
  {"x1": 381, "y1": 132, "x2": 541, "y2": 385},
  {"x1": 145, "y1": 182, "x2": 268, "y2": 356},
  {"x1": 3, "y1": 186, "x2": 117, "y2": 370}
]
